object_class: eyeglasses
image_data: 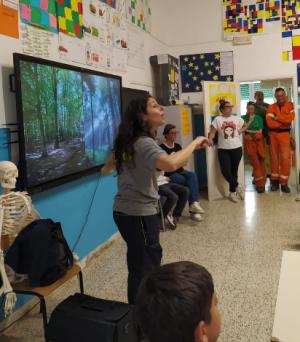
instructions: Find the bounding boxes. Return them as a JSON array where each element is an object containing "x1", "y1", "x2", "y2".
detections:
[{"x1": 168, "y1": 131, "x2": 178, "y2": 135}]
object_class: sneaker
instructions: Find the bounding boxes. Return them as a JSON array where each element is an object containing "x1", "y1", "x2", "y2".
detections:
[
  {"x1": 189, "y1": 202, "x2": 205, "y2": 214},
  {"x1": 173, "y1": 216, "x2": 180, "y2": 226},
  {"x1": 164, "y1": 214, "x2": 176, "y2": 230},
  {"x1": 228, "y1": 192, "x2": 239, "y2": 203},
  {"x1": 271, "y1": 180, "x2": 279, "y2": 191},
  {"x1": 190, "y1": 212, "x2": 203, "y2": 222},
  {"x1": 236, "y1": 185, "x2": 245, "y2": 200},
  {"x1": 280, "y1": 184, "x2": 291, "y2": 193}
]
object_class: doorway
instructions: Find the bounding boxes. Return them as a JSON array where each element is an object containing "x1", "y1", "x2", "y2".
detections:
[{"x1": 239, "y1": 78, "x2": 297, "y2": 193}]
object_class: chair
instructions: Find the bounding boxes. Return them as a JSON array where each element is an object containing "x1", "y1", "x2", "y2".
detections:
[{"x1": 1, "y1": 234, "x2": 84, "y2": 341}]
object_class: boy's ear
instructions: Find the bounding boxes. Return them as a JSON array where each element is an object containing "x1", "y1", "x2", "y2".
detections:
[{"x1": 194, "y1": 321, "x2": 209, "y2": 342}]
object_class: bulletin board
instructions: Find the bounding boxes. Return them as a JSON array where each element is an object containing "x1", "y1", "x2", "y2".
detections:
[{"x1": 0, "y1": 0, "x2": 152, "y2": 72}]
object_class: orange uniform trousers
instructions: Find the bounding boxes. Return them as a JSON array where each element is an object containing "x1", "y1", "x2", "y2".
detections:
[
  {"x1": 243, "y1": 134, "x2": 266, "y2": 187},
  {"x1": 266, "y1": 102, "x2": 294, "y2": 185},
  {"x1": 269, "y1": 131, "x2": 291, "y2": 185}
]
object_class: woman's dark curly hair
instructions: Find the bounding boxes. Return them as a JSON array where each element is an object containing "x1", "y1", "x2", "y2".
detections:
[{"x1": 114, "y1": 94, "x2": 154, "y2": 174}]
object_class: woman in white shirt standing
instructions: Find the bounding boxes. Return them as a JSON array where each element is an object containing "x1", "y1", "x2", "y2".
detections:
[{"x1": 208, "y1": 100, "x2": 247, "y2": 203}]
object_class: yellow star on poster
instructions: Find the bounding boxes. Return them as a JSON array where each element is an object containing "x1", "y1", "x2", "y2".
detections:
[
  {"x1": 213, "y1": 75, "x2": 219, "y2": 80},
  {"x1": 189, "y1": 62, "x2": 194, "y2": 67},
  {"x1": 214, "y1": 53, "x2": 220, "y2": 60},
  {"x1": 192, "y1": 56, "x2": 196, "y2": 60},
  {"x1": 184, "y1": 57, "x2": 189, "y2": 62},
  {"x1": 226, "y1": 76, "x2": 232, "y2": 81},
  {"x1": 204, "y1": 61, "x2": 209, "y2": 67},
  {"x1": 210, "y1": 62, "x2": 214, "y2": 66},
  {"x1": 188, "y1": 71, "x2": 193, "y2": 76},
  {"x1": 195, "y1": 85, "x2": 201, "y2": 91},
  {"x1": 215, "y1": 65, "x2": 220, "y2": 71},
  {"x1": 200, "y1": 54, "x2": 205, "y2": 59},
  {"x1": 194, "y1": 65, "x2": 199, "y2": 71},
  {"x1": 207, "y1": 70, "x2": 212, "y2": 75},
  {"x1": 193, "y1": 76, "x2": 198, "y2": 81},
  {"x1": 185, "y1": 83, "x2": 190, "y2": 88}
]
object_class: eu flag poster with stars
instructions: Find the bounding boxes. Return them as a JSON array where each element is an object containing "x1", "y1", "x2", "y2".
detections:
[{"x1": 180, "y1": 51, "x2": 234, "y2": 93}]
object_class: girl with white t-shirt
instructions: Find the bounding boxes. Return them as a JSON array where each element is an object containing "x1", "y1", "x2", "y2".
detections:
[{"x1": 208, "y1": 100, "x2": 248, "y2": 203}]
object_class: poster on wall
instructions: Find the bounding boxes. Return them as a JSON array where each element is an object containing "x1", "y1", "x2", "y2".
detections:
[
  {"x1": 19, "y1": 0, "x2": 57, "y2": 32},
  {"x1": 58, "y1": 32, "x2": 85, "y2": 64},
  {"x1": 0, "y1": 0, "x2": 19, "y2": 39},
  {"x1": 223, "y1": 0, "x2": 264, "y2": 39},
  {"x1": 281, "y1": 0, "x2": 300, "y2": 61},
  {"x1": 21, "y1": 24, "x2": 58, "y2": 59},
  {"x1": 127, "y1": 23, "x2": 145, "y2": 69},
  {"x1": 127, "y1": 0, "x2": 151, "y2": 32},
  {"x1": 208, "y1": 82, "x2": 237, "y2": 119},
  {"x1": 57, "y1": 0, "x2": 83, "y2": 38},
  {"x1": 265, "y1": 0, "x2": 280, "y2": 22},
  {"x1": 180, "y1": 51, "x2": 234, "y2": 93}
]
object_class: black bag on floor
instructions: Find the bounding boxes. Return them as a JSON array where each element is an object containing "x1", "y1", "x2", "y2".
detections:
[{"x1": 46, "y1": 293, "x2": 139, "y2": 342}]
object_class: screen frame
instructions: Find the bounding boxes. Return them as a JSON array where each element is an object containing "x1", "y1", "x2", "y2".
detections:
[{"x1": 13, "y1": 52, "x2": 122, "y2": 194}]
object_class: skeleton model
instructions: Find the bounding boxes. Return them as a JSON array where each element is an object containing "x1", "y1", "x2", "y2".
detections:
[{"x1": 0, "y1": 161, "x2": 40, "y2": 316}]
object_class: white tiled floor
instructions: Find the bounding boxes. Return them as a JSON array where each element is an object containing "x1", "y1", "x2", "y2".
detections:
[{"x1": 2, "y1": 186, "x2": 300, "y2": 341}]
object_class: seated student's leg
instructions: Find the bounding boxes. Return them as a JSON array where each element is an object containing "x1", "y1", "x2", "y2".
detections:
[
  {"x1": 113, "y1": 212, "x2": 162, "y2": 304},
  {"x1": 168, "y1": 183, "x2": 189, "y2": 220},
  {"x1": 181, "y1": 170, "x2": 200, "y2": 204},
  {"x1": 169, "y1": 172, "x2": 186, "y2": 186},
  {"x1": 159, "y1": 184, "x2": 178, "y2": 218}
]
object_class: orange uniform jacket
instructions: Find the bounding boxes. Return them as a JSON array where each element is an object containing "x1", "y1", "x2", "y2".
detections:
[{"x1": 266, "y1": 102, "x2": 295, "y2": 129}]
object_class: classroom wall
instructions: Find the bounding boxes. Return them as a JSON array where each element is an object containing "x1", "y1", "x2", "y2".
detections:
[
  {"x1": 0, "y1": 1, "x2": 168, "y2": 322},
  {"x1": 158, "y1": 0, "x2": 297, "y2": 104}
]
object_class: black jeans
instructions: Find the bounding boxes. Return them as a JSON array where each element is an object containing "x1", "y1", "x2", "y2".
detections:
[
  {"x1": 218, "y1": 147, "x2": 243, "y2": 192},
  {"x1": 158, "y1": 183, "x2": 189, "y2": 218},
  {"x1": 113, "y1": 211, "x2": 162, "y2": 304}
]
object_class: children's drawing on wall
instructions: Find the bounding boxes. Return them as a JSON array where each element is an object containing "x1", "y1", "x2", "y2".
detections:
[
  {"x1": 58, "y1": 32, "x2": 85, "y2": 64},
  {"x1": 127, "y1": 0, "x2": 151, "y2": 32},
  {"x1": 57, "y1": 0, "x2": 83, "y2": 38},
  {"x1": 209, "y1": 83, "x2": 237, "y2": 119},
  {"x1": 19, "y1": 0, "x2": 57, "y2": 33}
]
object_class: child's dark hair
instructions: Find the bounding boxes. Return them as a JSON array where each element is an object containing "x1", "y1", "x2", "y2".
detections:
[
  {"x1": 219, "y1": 99, "x2": 231, "y2": 112},
  {"x1": 114, "y1": 94, "x2": 153, "y2": 174},
  {"x1": 247, "y1": 101, "x2": 256, "y2": 107},
  {"x1": 135, "y1": 261, "x2": 214, "y2": 342},
  {"x1": 163, "y1": 123, "x2": 176, "y2": 136},
  {"x1": 275, "y1": 87, "x2": 285, "y2": 94}
]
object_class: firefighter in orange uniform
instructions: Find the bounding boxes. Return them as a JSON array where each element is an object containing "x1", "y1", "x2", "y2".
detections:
[{"x1": 266, "y1": 87, "x2": 295, "y2": 193}]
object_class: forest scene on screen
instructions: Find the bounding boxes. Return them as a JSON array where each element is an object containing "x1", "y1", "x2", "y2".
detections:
[{"x1": 19, "y1": 61, "x2": 121, "y2": 187}]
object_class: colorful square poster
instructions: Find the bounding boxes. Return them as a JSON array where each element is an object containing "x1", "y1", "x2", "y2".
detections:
[
  {"x1": 265, "y1": 0, "x2": 280, "y2": 22},
  {"x1": 57, "y1": 0, "x2": 83, "y2": 38},
  {"x1": 19, "y1": 0, "x2": 57, "y2": 32}
]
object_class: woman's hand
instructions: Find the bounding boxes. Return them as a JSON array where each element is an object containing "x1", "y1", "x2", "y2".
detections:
[{"x1": 193, "y1": 136, "x2": 209, "y2": 149}]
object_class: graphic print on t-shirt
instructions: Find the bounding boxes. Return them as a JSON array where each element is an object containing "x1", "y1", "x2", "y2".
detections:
[{"x1": 221, "y1": 121, "x2": 236, "y2": 139}]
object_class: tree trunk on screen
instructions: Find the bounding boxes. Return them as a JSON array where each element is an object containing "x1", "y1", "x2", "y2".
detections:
[{"x1": 33, "y1": 64, "x2": 48, "y2": 157}]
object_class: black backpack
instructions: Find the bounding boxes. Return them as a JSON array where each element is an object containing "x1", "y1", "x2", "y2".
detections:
[{"x1": 5, "y1": 219, "x2": 74, "y2": 287}]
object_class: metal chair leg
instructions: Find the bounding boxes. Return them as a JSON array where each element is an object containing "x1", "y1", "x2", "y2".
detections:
[{"x1": 78, "y1": 271, "x2": 84, "y2": 294}]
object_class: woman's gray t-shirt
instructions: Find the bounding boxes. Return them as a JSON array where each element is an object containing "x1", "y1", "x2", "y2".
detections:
[{"x1": 113, "y1": 136, "x2": 165, "y2": 216}]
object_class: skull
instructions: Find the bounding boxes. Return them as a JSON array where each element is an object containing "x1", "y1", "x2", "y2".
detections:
[{"x1": 0, "y1": 161, "x2": 18, "y2": 189}]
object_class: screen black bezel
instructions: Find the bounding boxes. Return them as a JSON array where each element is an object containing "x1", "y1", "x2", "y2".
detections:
[{"x1": 13, "y1": 53, "x2": 122, "y2": 194}]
